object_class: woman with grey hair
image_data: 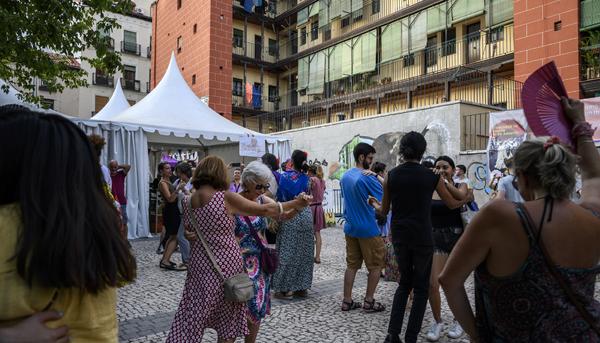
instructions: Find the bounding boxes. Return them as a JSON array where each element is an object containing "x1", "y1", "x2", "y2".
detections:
[
  {"x1": 440, "y1": 98, "x2": 600, "y2": 341},
  {"x1": 235, "y1": 161, "x2": 299, "y2": 343}
]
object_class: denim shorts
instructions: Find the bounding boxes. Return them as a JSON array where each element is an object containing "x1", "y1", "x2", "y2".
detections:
[{"x1": 432, "y1": 227, "x2": 463, "y2": 254}]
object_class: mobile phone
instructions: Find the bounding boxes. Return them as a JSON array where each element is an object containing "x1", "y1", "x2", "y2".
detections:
[{"x1": 230, "y1": 162, "x2": 241, "y2": 168}]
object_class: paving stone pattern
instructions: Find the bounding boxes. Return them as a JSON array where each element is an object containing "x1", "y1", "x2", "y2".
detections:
[{"x1": 119, "y1": 227, "x2": 600, "y2": 342}]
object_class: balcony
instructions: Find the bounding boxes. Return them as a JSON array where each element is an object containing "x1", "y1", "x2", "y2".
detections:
[
  {"x1": 232, "y1": 40, "x2": 278, "y2": 63},
  {"x1": 232, "y1": 0, "x2": 278, "y2": 18},
  {"x1": 278, "y1": 0, "x2": 426, "y2": 60},
  {"x1": 580, "y1": 40, "x2": 600, "y2": 97},
  {"x1": 92, "y1": 73, "x2": 115, "y2": 87},
  {"x1": 232, "y1": 94, "x2": 278, "y2": 113},
  {"x1": 581, "y1": 0, "x2": 600, "y2": 30},
  {"x1": 247, "y1": 67, "x2": 522, "y2": 133},
  {"x1": 121, "y1": 78, "x2": 141, "y2": 92},
  {"x1": 121, "y1": 41, "x2": 141, "y2": 56}
]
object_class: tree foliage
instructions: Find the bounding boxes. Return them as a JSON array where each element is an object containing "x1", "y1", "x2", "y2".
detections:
[{"x1": 0, "y1": 0, "x2": 133, "y2": 104}]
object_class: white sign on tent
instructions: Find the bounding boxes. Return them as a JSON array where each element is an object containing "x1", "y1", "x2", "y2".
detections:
[{"x1": 239, "y1": 135, "x2": 266, "y2": 157}]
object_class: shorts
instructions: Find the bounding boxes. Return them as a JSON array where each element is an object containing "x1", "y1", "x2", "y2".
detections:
[
  {"x1": 432, "y1": 227, "x2": 463, "y2": 254},
  {"x1": 345, "y1": 235, "x2": 386, "y2": 271}
]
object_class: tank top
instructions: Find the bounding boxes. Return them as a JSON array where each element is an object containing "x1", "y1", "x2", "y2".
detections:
[
  {"x1": 430, "y1": 184, "x2": 463, "y2": 228},
  {"x1": 475, "y1": 201, "x2": 600, "y2": 342}
]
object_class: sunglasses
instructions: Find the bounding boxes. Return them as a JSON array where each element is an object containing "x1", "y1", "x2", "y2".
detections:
[{"x1": 255, "y1": 183, "x2": 270, "y2": 191}]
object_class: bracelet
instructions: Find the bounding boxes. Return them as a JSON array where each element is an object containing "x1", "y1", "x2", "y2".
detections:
[
  {"x1": 572, "y1": 122, "x2": 596, "y2": 139},
  {"x1": 277, "y1": 202, "x2": 283, "y2": 220}
]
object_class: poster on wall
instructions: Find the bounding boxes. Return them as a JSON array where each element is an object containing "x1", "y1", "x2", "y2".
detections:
[
  {"x1": 487, "y1": 109, "x2": 529, "y2": 176},
  {"x1": 239, "y1": 135, "x2": 266, "y2": 157},
  {"x1": 582, "y1": 97, "x2": 600, "y2": 144}
]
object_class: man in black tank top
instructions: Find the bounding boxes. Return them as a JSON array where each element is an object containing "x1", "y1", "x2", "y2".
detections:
[{"x1": 369, "y1": 132, "x2": 462, "y2": 343}]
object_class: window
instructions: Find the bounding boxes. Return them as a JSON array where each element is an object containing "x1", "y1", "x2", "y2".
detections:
[
  {"x1": 341, "y1": 16, "x2": 350, "y2": 28},
  {"x1": 233, "y1": 29, "x2": 244, "y2": 48},
  {"x1": 300, "y1": 27, "x2": 307, "y2": 45},
  {"x1": 123, "y1": 30, "x2": 138, "y2": 54},
  {"x1": 425, "y1": 36, "x2": 438, "y2": 67},
  {"x1": 232, "y1": 78, "x2": 243, "y2": 96},
  {"x1": 403, "y1": 53, "x2": 415, "y2": 67},
  {"x1": 372, "y1": 0, "x2": 380, "y2": 14},
  {"x1": 487, "y1": 26, "x2": 504, "y2": 43},
  {"x1": 123, "y1": 65, "x2": 136, "y2": 81},
  {"x1": 177, "y1": 0, "x2": 182, "y2": 9},
  {"x1": 268, "y1": 85, "x2": 277, "y2": 102},
  {"x1": 177, "y1": 36, "x2": 182, "y2": 53},
  {"x1": 311, "y1": 21, "x2": 319, "y2": 41},
  {"x1": 353, "y1": 9, "x2": 363, "y2": 21},
  {"x1": 268, "y1": 39, "x2": 277, "y2": 56},
  {"x1": 193, "y1": 24, "x2": 197, "y2": 34},
  {"x1": 192, "y1": 74, "x2": 196, "y2": 85},
  {"x1": 442, "y1": 28, "x2": 456, "y2": 56},
  {"x1": 41, "y1": 98, "x2": 54, "y2": 110},
  {"x1": 95, "y1": 95, "x2": 109, "y2": 113}
]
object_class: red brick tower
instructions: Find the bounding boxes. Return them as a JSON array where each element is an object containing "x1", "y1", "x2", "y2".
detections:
[
  {"x1": 513, "y1": 0, "x2": 581, "y2": 98},
  {"x1": 151, "y1": 0, "x2": 233, "y2": 118}
]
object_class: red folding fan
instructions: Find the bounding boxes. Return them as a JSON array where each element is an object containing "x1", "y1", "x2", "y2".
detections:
[{"x1": 521, "y1": 61, "x2": 572, "y2": 148}]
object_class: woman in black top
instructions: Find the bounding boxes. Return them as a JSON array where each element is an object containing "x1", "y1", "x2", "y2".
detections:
[
  {"x1": 426, "y1": 156, "x2": 469, "y2": 341},
  {"x1": 369, "y1": 132, "x2": 463, "y2": 343}
]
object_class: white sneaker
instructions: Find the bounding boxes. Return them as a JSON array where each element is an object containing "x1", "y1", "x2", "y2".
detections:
[
  {"x1": 447, "y1": 321, "x2": 464, "y2": 339},
  {"x1": 426, "y1": 322, "x2": 443, "y2": 342}
]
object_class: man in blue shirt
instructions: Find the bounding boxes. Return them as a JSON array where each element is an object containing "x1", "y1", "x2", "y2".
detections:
[{"x1": 340, "y1": 142, "x2": 386, "y2": 313}]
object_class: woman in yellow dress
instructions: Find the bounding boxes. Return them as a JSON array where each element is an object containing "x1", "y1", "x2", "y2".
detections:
[{"x1": 0, "y1": 106, "x2": 136, "y2": 342}]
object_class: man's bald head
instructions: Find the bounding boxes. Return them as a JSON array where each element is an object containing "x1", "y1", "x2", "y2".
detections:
[{"x1": 109, "y1": 160, "x2": 119, "y2": 174}]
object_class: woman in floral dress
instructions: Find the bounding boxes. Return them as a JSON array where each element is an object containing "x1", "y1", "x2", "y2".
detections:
[
  {"x1": 167, "y1": 157, "x2": 310, "y2": 343},
  {"x1": 235, "y1": 161, "x2": 292, "y2": 343}
]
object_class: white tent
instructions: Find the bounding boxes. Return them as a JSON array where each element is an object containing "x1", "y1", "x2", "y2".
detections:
[
  {"x1": 111, "y1": 52, "x2": 289, "y2": 148},
  {"x1": 0, "y1": 79, "x2": 151, "y2": 240},
  {"x1": 90, "y1": 78, "x2": 130, "y2": 121}
]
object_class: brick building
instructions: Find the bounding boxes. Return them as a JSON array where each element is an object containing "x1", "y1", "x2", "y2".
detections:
[
  {"x1": 514, "y1": 0, "x2": 600, "y2": 99},
  {"x1": 151, "y1": 0, "x2": 597, "y2": 134}
]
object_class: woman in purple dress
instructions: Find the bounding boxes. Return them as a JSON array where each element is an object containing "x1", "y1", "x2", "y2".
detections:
[{"x1": 308, "y1": 165, "x2": 326, "y2": 264}]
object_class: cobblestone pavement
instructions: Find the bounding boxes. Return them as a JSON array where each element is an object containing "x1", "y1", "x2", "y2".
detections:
[{"x1": 117, "y1": 226, "x2": 600, "y2": 343}]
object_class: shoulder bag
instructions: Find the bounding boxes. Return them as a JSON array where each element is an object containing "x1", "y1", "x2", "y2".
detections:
[
  {"x1": 187, "y1": 199, "x2": 254, "y2": 303},
  {"x1": 243, "y1": 216, "x2": 279, "y2": 275}
]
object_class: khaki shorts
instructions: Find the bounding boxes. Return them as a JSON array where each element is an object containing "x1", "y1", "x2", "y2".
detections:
[{"x1": 345, "y1": 235, "x2": 385, "y2": 271}]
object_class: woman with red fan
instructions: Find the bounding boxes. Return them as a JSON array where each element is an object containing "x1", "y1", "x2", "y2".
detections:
[{"x1": 439, "y1": 98, "x2": 600, "y2": 341}]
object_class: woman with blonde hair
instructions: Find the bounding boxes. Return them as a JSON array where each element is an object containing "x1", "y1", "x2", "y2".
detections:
[
  {"x1": 308, "y1": 164, "x2": 326, "y2": 264},
  {"x1": 440, "y1": 98, "x2": 600, "y2": 341},
  {"x1": 167, "y1": 156, "x2": 310, "y2": 343}
]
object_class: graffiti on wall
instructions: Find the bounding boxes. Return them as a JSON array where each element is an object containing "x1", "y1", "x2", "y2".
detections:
[
  {"x1": 309, "y1": 121, "x2": 453, "y2": 181},
  {"x1": 467, "y1": 161, "x2": 493, "y2": 194},
  {"x1": 327, "y1": 135, "x2": 374, "y2": 180}
]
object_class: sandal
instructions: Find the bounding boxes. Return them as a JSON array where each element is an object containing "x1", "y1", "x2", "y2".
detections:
[
  {"x1": 363, "y1": 299, "x2": 385, "y2": 313},
  {"x1": 341, "y1": 300, "x2": 362, "y2": 311},
  {"x1": 160, "y1": 261, "x2": 186, "y2": 271},
  {"x1": 273, "y1": 292, "x2": 294, "y2": 300}
]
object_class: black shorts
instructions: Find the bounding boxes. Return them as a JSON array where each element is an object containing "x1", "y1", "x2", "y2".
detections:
[{"x1": 432, "y1": 227, "x2": 463, "y2": 254}]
